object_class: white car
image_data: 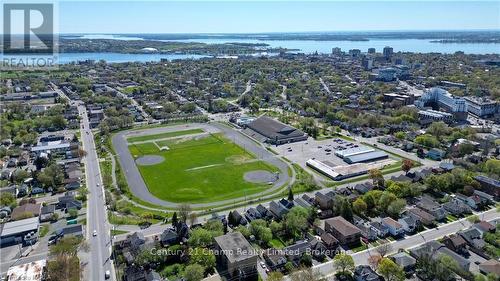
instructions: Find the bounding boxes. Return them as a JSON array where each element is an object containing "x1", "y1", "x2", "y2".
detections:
[
  {"x1": 105, "y1": 270, "x2": 110, "y2": 279},
  {"x1": 93, "y1": 230, "x2": 97, "y2": 236}
]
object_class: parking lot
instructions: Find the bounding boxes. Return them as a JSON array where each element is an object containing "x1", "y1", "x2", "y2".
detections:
[{"x1": 273, "y1": 137, "x2": 397, "y2": 176}]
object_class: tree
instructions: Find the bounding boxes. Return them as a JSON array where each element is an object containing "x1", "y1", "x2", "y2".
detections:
[
  {"x1": 401, "y1": 159, "x2": 414, "y2": 175},
  {"x1": 171, "y1": 212, "x2": 178, "y2": 227},
  {"x1": 12, "y1": 169, "x2": 29, "y2": 183},
  {"x1": 288, "y1": 187, "x2": 294, "y2": 201},
  {"x1": 179, "y1": 203, "x2": 191, "y2": 223},
  {"x1": 285, "y1": 207, "x2": 309, "y2": 239},
  {"x1": 68, "y1": 208, "x2": 78, "y2": 219},
  {"x1": 375, "y1": 241, "x2": 393, "y2": 257},
  {"x1": 369, "y1": 168, "x2": 384, "y2": 188},
  {"x1": 333, "y1": 253, "x2": 355, "y2": 275},
  {"x1": 378, "y1": 192, "x2": 398, "y2": 214},
  {"x1": 352, "y1": 198, "x2": 367, "y2": 215},
  {"x1": 368, "y1": 254, "x2": 383, "y2": 270},
  {"x1": 188, "y1": 212, "x2": 198, "y2": 226},
  {"x1": 188, "y1": 228, "x2": 214, "y2": 248},
  {"x1": 37, "y1": 164, "x2": 64, "y2": 189},
  {"x1": 378, "y1": 258, "x2": 405, "y2": 281},
  {"x1": 184, "y1": 264, "x2": 204, "y2": 281},
  {"x1": 189, "y1": 248, "x2": 216, "y2": 273},
  {"x1": 0, "y1": 192, "x2": 16, "y2": 208},
  {"x1": 387, "y1": 199, "x2": 406, "y2": 218}
]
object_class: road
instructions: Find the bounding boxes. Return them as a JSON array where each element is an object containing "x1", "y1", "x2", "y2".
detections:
[
  {"x1": 310, "y1": 208, "x2": 500, "y2": 279},
  {"x1": 78, "y1": 103, "x2": 115, "y2": 281}
]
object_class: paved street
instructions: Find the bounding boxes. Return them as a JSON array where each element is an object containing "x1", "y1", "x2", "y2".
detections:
[
  {"x1": 78, "y1": 103, "x2": 115, "y2": 281},
  {"x1": 310, "y1": 208, "x2": 500, "y2": 279}
]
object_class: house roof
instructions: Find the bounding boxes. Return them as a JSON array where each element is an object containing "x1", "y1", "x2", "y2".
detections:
[
  {"x1": 0, "y1": 217, "x2": 39, "y2": 237},
  {"x1": 391, "y1": 252, "x2": 416, "y2": 268},
  {"x1": 382, "y1": 217, "x2": 402, "y2": 229},
  {"x1": 473, "y1": 221, "x2": 496, "y2": 233},
  {"x1": 11, "y1": 203, "x2": 41, "y2": 220},
  {"x1": 479, "y1": 260, "x2": 500, "y2": 276},
  {"x1": 326, "y1": 216, "x2": 361, "y2": 237},
  {"x1": 214, "y1": 232, "x2": 256, "y2": 264}
]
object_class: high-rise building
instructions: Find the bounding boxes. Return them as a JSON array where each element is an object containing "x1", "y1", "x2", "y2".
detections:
[
  {"x1": 383, "y1": 46, "x2": 394, "y2": 58},
  {"x1": 464, "y1": 97, "x2": 499, "y2": 117},
  {"x1": 415, "y1": 87, "x2": 468, "y2": 120},
  {"x1": 332, "y1": 47, "x2": 342, "y2": 55},
  {"x1": 348, "y1": 49, "x2": 361, "y2": 57},
  {"x1": 361, "y1": 56, "x2": 374, "y2": 70},
  {"x1": 368, "y1": 48, "x2": 376, "y2": 54}
]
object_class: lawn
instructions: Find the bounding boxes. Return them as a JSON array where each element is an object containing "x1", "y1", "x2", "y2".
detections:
[
  {"x1": 127, "y1": 128, "x2": 204, "y2": 143},
  {"x1": 129, "y1": 133, "x2": 279, "y2": 203}
]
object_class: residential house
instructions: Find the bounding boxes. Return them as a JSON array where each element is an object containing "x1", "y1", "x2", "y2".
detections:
[
  {"x1": 263, "y1": 248, "x2": 287, "y2": 271},
  {"x1": 269, "y1": 201, "x2": 288, "y2": 220},
  {"x1": 283, "y1": 240, "x2": 311, "y2": 265},
  {"x1": 358, "y1": 223, "x2": 377, "y2": 241},
  {"x1": 459, "y1": 228, "x2": 486, "y2": 251},
  {"x1": 353, "y1": 182, "x2": 374, "y2": 194},
  {"x1": 354, "y1": 265, "x2": 383, "y2": 281},
  {"x1": 427, "y1": 148, "x2": 445, "y2": 160},
  {"x1": 244, "y1": 207, "x2": 262, "y2": 222},
  {"x1": 315, "y1": 192, "x2": 334, "y2": 210},
  {"x1": 256, "y1": 204, "x2": 273, "y2": 220},
  {"x1": 11, "y1": 203, "x2": 41, "y2": 220},
  {"x1": 407, "y1": 208, "x2": 436, "y2": 226},
  {"x1": 474, "y1": 175, "x2": 500, "y2": 200},
  {"x1": 391, "y1": 252, "x2": 416, "y2": 274},
  {"x1": 443, "y1": 234, "x2": 468, "y2": 255},
  {"x1": 320, "y1": 232, "x2": 339, "y2": 256},
  {"x1": 160, "y1": 228, "x2": 178, "y2": 246},
  {"x1": 416, "y1": 196, "x2": 446, "y2": 221},
  {"x1": 382, "y1": 217, "x2": 404, "y2": 236},
  {"x1": 370, "y1": 221, "x2": 389, "y2": 238},
  {"x1": 473, "y1": 221, "x2": 496, "y2": 235},
  {"x1": 39, "y1": 205, "x2": 55, "y2": 222},
  {"x1": 325, "y1": 216, "x2": 361, "y2": 246},
  {"x1": 293, "y1": 197, "x2": 312, "y2": 209},
  {"x1": 443, "y1": 198, "x2": 471, "y2": 216},
  {"x1": 455, "y1": 194, "x2": 483, "y2": 210},
  {"x1": 478, "y1": 260, "x2": 500, "y2": 277},
  {"x1": 410, "y1": 241, "x2": 470, "y2": 272}
]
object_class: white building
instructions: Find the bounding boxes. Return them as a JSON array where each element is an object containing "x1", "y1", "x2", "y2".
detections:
[{"x1": 464, "y1": 97, "x2": 498, "y2": 117}]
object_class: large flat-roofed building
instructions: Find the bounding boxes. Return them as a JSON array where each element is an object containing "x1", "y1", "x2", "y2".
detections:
[
  {"x1": 465, "y1": 97, "x2": 498, "y2": 118},
  {"x1": 246, "y1": 116, "x2": 307, "y2": 145},
  {"x1": 306, "y1": 159, "x2": 368, "y2": 181},
  {"x1": 334, "y1": 146, "x2": 374, "y2": 159},
  {"x1": 415, "y1": 87, "x2": 467, "y2": 120},
  {"x1": 214, "y1": 232, "x2": 258, "y2": 280},
  {"x1": 343, "y1": 151, "x2": 388, "y2": 164},
  {"x1": 418, "y1": 109, "x2": 454, "y2": 125},
  {"x1": 0, "y1": 217, "x2": 40, "y2": 246},
  {"x1": 31, "y1": 140, "x2": 71, "y2": 154}
]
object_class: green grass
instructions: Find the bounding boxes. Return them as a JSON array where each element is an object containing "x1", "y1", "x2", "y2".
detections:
[
  {"x1": 351, "y1": 243, "x2": 368, "y2": 253},
  {"x1": 269, "y1": 238, "x2": 286, "y2": 249},
  {"x1": 111, "y1": 229, "x2": 129, "y2": 236},
  {"x1": 127, "y1": 128, "x2": 204, "y2": 143},
  {"x1": 130, "y1": 133, "x2": 279, "y2": 203},
  {"x1": 40, "y1": 225, "x2": 50, "y2": 237}
]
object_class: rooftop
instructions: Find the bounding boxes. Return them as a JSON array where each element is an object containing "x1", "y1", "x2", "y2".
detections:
[
  {"x1": 0, "y1": 217, "x2": 40, "y2": 237},
  {"x1": 214, "y1": 232, "x2": 257, "y2": 264}
]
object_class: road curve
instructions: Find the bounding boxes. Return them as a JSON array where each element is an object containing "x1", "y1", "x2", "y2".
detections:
[{"x1": 111, "y1": 122, "x2": 291, "y2": 208}]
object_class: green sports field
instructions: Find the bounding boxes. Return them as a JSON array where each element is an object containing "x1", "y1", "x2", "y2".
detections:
[
  {"x1": 128, "y1": 132, "x2": 279, "y2": 203},
  {"x1": 127, "y1": 128, "x2": 204, "y2": 143}
]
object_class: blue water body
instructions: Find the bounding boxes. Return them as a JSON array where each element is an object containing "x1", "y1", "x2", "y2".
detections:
[
  {"x1": 169, "y1": 38, "x2": 499, "y2": 54},
  {"x1": 66, "y1": 34, "x2": 499, "y2": 55}
]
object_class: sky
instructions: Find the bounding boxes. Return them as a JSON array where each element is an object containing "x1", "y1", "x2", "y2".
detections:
[{"x1": 56, "y1": 1, "x2": 500, "y2": 33}]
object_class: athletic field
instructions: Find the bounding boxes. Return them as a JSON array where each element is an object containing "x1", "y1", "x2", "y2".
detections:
[{"x1": 128, "y1": 130, "x2": 279, "y2": 203}]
